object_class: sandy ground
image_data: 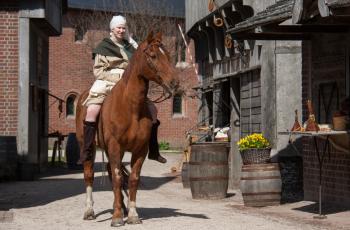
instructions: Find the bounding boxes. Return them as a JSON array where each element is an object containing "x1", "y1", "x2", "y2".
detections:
[{"x1": 0, "y1": 152, "x2": 349, "y2": 230}]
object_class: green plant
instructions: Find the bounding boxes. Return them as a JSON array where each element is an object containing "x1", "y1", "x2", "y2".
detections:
[
  {"x1": 159, "y1": 141, "x2": 170, "y2": 150},
  {"x1": 237, "y1": 133, "x2": 270, "y2": 151}
]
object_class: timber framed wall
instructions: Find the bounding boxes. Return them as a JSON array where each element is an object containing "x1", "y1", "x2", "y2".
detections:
[{"x1": 186, "y1": 0, "x2": 303, "y2": 191}]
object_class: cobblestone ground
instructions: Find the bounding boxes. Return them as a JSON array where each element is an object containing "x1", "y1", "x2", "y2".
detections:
[{"x1": 0, "y1": 152, "x2": 349, "y2": 230}]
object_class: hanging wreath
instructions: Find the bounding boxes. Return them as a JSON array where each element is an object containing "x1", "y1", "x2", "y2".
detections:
[
  {"x1": 224, "y1": 35, "x2": 232, "y2": 49},
  {"x1": 213, "y1": 15, "x2": 223, "y2": 27}
]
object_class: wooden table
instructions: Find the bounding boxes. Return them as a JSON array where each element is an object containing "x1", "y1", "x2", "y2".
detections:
[{"x1": 279, "y1": 130, "x2": 348, "y2": 219}]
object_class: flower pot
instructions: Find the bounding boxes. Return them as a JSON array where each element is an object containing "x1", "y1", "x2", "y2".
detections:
[{"x1": 240, "y1": 148, "x2": 271, "y2": 165}]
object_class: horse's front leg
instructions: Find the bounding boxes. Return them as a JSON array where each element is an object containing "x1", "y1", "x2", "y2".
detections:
[
  {"x1": 108, "y1": 142, "x2": 125, "y2": 227},
  {"x1": 83, "y1": 158, "x2": 96, "y2": 220},
  {"x1": 107, "y1": 161, "x2": 129, "y2": 215},
  {"x1": 127, "y1": 145, "x2": 147, "y2": 224}
]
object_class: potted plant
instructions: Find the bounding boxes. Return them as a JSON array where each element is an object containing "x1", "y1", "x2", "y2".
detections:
[{"x1": 237, "y1": 133, "x2": 271, "y2": 164}]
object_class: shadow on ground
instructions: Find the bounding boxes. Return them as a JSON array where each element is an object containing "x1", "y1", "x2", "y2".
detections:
[
  {"x1": 0, "y1": 164, "x2": 178, "y2": 211},
  {"x1": 39, "y1": 162, "x2": 130, "y2": 177},
  {"x1": 293, "y1": 202, "x2": 349, "y2": 215},
  {"x1": 94, "y1": 207, "x2": 209, "y2": 223}
]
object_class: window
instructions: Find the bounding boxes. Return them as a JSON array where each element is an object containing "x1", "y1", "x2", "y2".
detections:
[
  {"x1": 66, "y1": 94, "x2": 76, "y2": 117},
  {"x1": 240, "y1": 69, "x2": 262, "y2": 137},
  {"x1": 172, "y1": 93, "x2": 183, "y2": 115}
]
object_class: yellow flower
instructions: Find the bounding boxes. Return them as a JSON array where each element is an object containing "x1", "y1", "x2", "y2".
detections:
[{"x1": 237, "y1": 133, "x2": 270, "y2": 150}]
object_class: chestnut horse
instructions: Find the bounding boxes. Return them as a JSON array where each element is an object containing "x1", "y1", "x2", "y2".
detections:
[{"x1": 75, "y1": 32, "x2": 179, "y2": 227}]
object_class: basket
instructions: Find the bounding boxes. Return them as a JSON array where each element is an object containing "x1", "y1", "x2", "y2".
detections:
[
  {"x1": 240, "y1": 148, "x2": 271, "y2": 165},
  {"x1": 333, "y1": 116, "x2": 348, "y2": 131}
]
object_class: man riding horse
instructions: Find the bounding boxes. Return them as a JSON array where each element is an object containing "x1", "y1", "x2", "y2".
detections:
[
  {"x1": 76, "y1": 15, "x2": 179, "y2": 226},
  {"x1": 80, "y1": 15, "x2": 167, "y2": 164}
]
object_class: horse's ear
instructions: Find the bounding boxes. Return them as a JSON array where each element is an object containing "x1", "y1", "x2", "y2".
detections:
[
  {"x1": 146, "y1": 31, "x2": 154, "y2": 44},
  {"x1": 155, "y1": 32, "x2": 162, "y2": 41}
]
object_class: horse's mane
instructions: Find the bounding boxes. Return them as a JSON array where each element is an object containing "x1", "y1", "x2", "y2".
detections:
[{"x1": 119, "y1": 42, "x2": 144, "y2": 84}]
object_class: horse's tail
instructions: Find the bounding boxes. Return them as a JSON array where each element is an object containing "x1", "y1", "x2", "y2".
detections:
[{"x1": 75, "y1": 90, "x2": 89, "y2": 156}]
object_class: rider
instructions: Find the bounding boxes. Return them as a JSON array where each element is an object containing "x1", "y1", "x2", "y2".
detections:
[{"x1": 80, "y1": 15, "x2": 167, "y2": 164}]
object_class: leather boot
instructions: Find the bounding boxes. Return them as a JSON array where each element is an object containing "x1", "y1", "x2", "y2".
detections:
[
  {"x1": 80, "y1": 121, "x2": 96, "y2": 162},
  {"x1": 148, "y1": 120, "x2": 167, "y2": 163}
]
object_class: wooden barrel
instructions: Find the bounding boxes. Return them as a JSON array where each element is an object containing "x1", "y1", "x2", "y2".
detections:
[
  {"x1": 189, "y1": 142, "x2": 229, "y2": 199},
  {"x1": 181, "y1": 162, "x2": 190, "y2": 188},
  {"x1": 240, "y1": 163, "x2": 281, "y2": 207}
]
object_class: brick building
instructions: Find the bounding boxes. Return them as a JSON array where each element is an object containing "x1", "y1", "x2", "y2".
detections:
[
  {"x1": 0, "y1": 0, "x2": 66, "y2": 180},
  {"x1": 48, "y1": 0, "x2": 198, "y2": 149}
]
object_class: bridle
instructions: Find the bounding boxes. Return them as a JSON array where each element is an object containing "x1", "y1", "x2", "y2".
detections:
[{"x1": 143, "y1": 41, "x2": 173, "y2": 103}]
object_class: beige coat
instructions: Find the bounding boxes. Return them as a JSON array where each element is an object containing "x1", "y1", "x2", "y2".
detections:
[{"x1": 83, "y1": 37, "x2": 133, "y2": 106}]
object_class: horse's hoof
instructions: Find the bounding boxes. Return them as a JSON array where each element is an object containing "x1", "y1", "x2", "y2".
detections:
[
  {"x1": 127, "y1": 216, "x2": 142, "y2": 225},
  {"x1": 83, "y1": 208, "x2": 95, "y2": 220},
  {"x1": 111, "y1": 218, "x2": 125, "y2": 227}
]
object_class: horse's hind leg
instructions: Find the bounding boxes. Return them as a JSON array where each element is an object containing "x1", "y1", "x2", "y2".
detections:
[
  {"x1": 83, "y1": 154, "x2": 96, "y2": 220},
  {"x1": 127, "y1": 147, "x2": 147, "y2": 225}
]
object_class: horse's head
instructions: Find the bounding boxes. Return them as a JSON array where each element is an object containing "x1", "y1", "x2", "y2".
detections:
[{"x1": 139, "y1": 31, "x2": 180, "y2": 98}]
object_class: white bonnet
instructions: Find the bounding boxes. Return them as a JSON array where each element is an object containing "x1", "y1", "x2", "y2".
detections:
[{"x1": 110, "y1": 15, "x2": 126, "y2": 30}]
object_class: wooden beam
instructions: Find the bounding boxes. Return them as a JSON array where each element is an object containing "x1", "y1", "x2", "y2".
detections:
[
  {"x1": 295, "y1": 0, "x2": 320, "y2": 22},
  {"x1": 260, "y1": 24, "x2": 350, "y2": 33},
  {"x1": 326, "y1": 0, "x2": 350, "y2": 8},
  {"x1": 232, "y1": 32, "x2": 310, "y2": 40},
  {"x1": 292, "y1": 0, "x2": 305, "y2": 24},
  {"x1": 330, "y1": 6, "x2": 350, "y2": 16},
  {"x1": 318, "y1": 0, "x2": 330, "y2": 17}
]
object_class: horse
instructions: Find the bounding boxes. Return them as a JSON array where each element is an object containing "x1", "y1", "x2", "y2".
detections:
[{"x1": 75, "y1": 31, "x2": 180, "y2": 227}]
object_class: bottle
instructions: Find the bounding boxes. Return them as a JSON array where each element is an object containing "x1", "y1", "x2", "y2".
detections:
[
  {"x1": 305, "y1": 100, "x2": 320, "y2": 132},
  {"x1": 291, "y1": 109, "x2": 302, "y2": 131}
]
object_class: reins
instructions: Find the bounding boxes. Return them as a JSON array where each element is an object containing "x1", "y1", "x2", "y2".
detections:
[
  {"x1": 151, "y1": 87, "x2": 172, "y2": 103},
  {"x1": 143, "y1": 42, "x2": 173, "y2": 103}
]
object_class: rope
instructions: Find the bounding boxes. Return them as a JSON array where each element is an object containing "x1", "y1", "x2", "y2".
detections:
[{"x1": 177, "y1": 24, "x2": 199, "y2": 79}]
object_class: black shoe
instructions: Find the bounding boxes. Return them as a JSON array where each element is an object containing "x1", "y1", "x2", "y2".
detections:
[
  {"x1": 148, "y1": 155, "x2": 167, "y2": 164},
  {"x1": 148, "y1": 119, "x2": 167, "y2": 164}
]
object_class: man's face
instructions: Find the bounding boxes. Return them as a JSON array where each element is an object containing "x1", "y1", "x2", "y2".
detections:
[{"x1": 112, "y1": 25, "x2": 126, "y2": 40}]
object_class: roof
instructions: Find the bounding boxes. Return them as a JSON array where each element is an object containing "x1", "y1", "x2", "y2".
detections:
[
  {"x1": 326, "y1": 0, "x2": 350, "y2": 8},
  {"x1": 227, "y1": 0, "x2": 294, "y2": 34},
  {"x1": 67, "y1": 0, "x2": 185, "y2": 18}
]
